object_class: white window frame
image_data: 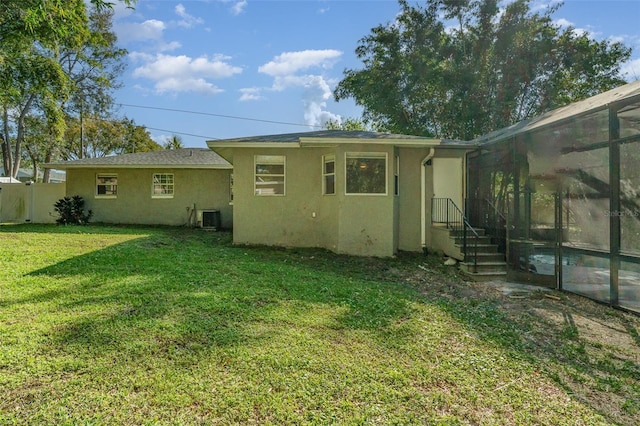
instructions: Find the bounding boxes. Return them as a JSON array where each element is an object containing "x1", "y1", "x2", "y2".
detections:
[
  {"x1": 254, "y1": 155, "x2": 286, "y2": 196},
  {"x1": 345, "y1": 152, "x2": 388, "y2": 196},
  {"x1": 95, "y1": 174, "x2": 117, "y2": 198},
  {"x1": 152, "y1": 173, "x2": 174, "y2": 199},
  {"x1": 322, "y1": 154, "x2": 336, "y2": 195}
]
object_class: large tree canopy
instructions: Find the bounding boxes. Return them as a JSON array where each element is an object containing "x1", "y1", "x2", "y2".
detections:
[
  {"x1": 0, "y1": 0, "x2": 136, "y2": 180},
  {"x1": 334, "y1": 0, "x2": 631, "y2": 140}
]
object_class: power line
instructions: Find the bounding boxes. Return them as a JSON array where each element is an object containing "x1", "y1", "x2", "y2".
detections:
[
  {"x1": 90, "y1": 115, "x2": 221, "y2": 140},
  {"x1": 118, "y1": 103, "x2": 323, "y2": 129}
]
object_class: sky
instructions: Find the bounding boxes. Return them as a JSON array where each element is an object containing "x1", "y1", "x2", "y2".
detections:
[{"x1": 109, "y1": 0, "x2": 640, "y2": 148}]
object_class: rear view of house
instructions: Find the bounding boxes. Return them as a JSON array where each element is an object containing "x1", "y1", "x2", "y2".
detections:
[
  {"x1": 45, "y1": 149, "x2": 233, "y2": 229},
  {"x1": 208, "y1": 130, "x2": 474, "y2": 258}
]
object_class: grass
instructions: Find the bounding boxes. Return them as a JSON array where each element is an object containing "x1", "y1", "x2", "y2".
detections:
[{"x1": 1, "y1": 224, "x2": 639, "y2": 424}]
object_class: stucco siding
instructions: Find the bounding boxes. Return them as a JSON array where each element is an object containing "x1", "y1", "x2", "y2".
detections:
[
  {"x1": 65, "y1": 168, "x2": 233, "y2": 227},
  {"x1": 232, "y1": 148, "x2": 339, "y2": 250},
  {"x1": 231, "y1": 145, "x2": 397, "y2": 256}
]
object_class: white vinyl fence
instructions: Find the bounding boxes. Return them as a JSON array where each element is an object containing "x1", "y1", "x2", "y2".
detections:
[{"x1": 0, "y1": 182, "x2": 66, "y2": 224}]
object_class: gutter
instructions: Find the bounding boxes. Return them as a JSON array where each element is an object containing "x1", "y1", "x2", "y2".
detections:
[{"x1": 421, "y1": 147, "x2": 436, "y2": 250}]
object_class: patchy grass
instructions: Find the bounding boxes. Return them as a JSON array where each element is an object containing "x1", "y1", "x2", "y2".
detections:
[{"x1": 0, "y1": 224, "x2": 639, "y2": 424}]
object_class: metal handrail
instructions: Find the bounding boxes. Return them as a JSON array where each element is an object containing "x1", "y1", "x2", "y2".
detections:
[{"x1": 432, "y1": 198, "x2": 479, "y2": 272}]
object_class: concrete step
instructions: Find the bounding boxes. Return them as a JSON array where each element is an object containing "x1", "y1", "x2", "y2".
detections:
[
  {"x1": 453, "y1": 235, "x2": 492, "y2": 246},
  {"x1": 474, "y1": 252, "x2": 506, "y2": 263},
  {"x1": 457, "y1": 243, "x2": 500, "y2": 254},
  {"x1": 460, "y1": 261, "x2": 508, "y2": 274},
  {"x1": 449, "y1": 228, "x2": 486, "y2": 237}
]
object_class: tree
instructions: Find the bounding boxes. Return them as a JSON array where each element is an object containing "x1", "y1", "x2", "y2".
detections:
[
  {"x1": 324, "y1": 117, "x2": 382, "y2": 132},
  {"x1": 63, "y1": 116, "x2": 161, "y2": 160},
  {"x1": 164, "y1": 135, "x2": 184, "y2": 150},
  {"x1": 0, "y1": 0, "x2": 135, "y2": 178},
  {"x1": 334, "y1": 0, "x2": 631, "y2": 140}
]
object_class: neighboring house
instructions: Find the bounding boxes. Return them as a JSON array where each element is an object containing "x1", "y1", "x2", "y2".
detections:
[
  {"x1": 0, "y1": 167, "x2": 66, "y2": 183},
  {"x1": 45, "y1": 149, "x2": 233, "y2": 228},
  {"x1": 207, "y1": 130, "x2": 474, "y2": 257}
]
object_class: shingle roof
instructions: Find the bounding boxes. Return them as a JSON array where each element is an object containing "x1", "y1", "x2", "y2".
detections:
[
  {"x1": 44, "y1": 148, "x2": 232, "y2": 169},
  {"x1": 208, "y1": 130, "x2": 442, "y2": 144}
]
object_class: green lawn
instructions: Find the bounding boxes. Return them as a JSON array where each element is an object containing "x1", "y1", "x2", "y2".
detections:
[{"x1": 1, "y1": 224, "x2": 639, "y2": 425}]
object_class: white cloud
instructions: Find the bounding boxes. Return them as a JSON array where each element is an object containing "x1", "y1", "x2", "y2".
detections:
[
  {"x1": 256, "y1": 49, "x2": 344, "y2": 127},
  {"x1": 131, "y1": 53, "x2": 242, "y2": 95},
  {"x1": 554, "y1": 18, "x2": 594, "y2": 38},
  {"x1": 259, "y1": 50, "x2": 343, "y2": 76},
  {"x1": 239, "y1": 87, "x2": 264, "y2": 101},
  {"x1": 116, "y1": 19, "x2": 166, "y2": 44},
  {"x1": 621, "y1": 58, "x2": 640, "y2": 82},
  {"x1": 231, "y1": 1, "x2": 248, "y2": 16},
  {"x1": 175, "y1": 4, "x2": 204, "y2": 28}
]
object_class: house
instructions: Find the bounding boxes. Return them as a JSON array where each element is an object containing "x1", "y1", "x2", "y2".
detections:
[
  {"x1": 44, "y1": 149, "x2": 233, "y2": 228},
  {"x1": 0, "y1": 167, "x2": 66, "y2": 183},
  {"x1": 207, "y1": 130, "x2": 474, "y2": 257}
]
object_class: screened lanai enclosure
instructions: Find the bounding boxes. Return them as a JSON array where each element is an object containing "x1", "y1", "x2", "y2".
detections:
[{"x1": 466, "y1": 81, "x2": 640, "y2": 314}]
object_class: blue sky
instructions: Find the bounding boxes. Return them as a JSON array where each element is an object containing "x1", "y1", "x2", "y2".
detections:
[{"x1": 110, "y1": 0, "x2": 640, "y2": 148}]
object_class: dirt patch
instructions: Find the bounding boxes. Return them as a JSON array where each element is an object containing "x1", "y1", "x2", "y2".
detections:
[{"x1": 405, "y1": 256, "x2": 640, "y2": 426}]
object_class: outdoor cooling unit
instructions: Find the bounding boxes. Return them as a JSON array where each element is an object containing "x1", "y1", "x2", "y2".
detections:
[{"x1": 199, "y1": 209, "x2": 221, "y2": 230}]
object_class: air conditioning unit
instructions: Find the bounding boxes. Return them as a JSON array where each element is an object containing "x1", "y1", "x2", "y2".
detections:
[{"x1": 199, "y1": 209, "x2": 221, "y2": 230}]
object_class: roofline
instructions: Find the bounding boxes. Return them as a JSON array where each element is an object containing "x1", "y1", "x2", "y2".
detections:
[
  {"x1": 43, "y1": 164, "x2": 233, "y2": 170},
  {"x1": 206, "y1": 141, "x2": 301, "y2": 149},
  {"x1": 299, "y1": 137, "x2": 443, "y2": 146},
  {"x1": 206, "y1": 138, "x2": 471, "y2": 149}
]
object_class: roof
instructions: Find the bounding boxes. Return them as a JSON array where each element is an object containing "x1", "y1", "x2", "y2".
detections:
[
  {"x1": 472, "y1": 80, "x2": 640, "y2": 146},
  {"x1": 208, "y1": 130, "x2": 442, "y2": 144},
  {"x1": 207, "y1": 131, "x2": 471, "y2": 163},
  {"x1": 43, "y1": 148, "x2": 232, "y2": 170}
]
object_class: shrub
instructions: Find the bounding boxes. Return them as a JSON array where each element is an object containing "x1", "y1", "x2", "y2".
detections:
[{"x1": 54, "y1": 195, "x2": 93, "y2": 225}]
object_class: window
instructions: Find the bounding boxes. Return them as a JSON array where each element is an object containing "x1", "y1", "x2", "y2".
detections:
[
  {"x1": 152, "y1": 173, "x2": 174, "y2": 198},
  {"x1": 394, "y1": 155, "x2": 399, "y2": 196},
  {"x1": 345, "y1": 153, "x2": 387, "y2": 195},
  {"x1": 255, "y1": 155, "x2": 285, "y2": 195},
  {"x1": 323, "y1": 155, "x2": 335, "y2": 195},
  {"x1": 229, "y1": 173, "x2": 234, "y2": 204},
  {"x1": 96, "y1": 174, "x2": 117, "y2": 198}
]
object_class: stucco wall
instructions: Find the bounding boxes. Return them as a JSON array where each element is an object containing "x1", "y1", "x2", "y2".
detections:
[
  {"x1": 231, "y1": 145, "x2": 397, "y2": 257},
  {"x1": 0, "y1": 183, "x2": 66, "y2": 223},
  {"x1": 232, "y1": 147, "x2": 339, "y2": 252},
  {"x1": 65, "y1": 168, "x2": 233, "y2": 228}
]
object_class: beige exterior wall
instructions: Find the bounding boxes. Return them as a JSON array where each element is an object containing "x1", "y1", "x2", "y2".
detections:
[
  {"x1": 231, "y1": 144, "x2": 397, "y2": 257},
  {"x1": 225, "y1": 143, "x2": 469, "y2": 257},
  {"x1": 0, "y1": 183, "x2": 66, "y2": 223},
  {"x1": 65, "y1": 168, "x2": 233, "y2": 228}
]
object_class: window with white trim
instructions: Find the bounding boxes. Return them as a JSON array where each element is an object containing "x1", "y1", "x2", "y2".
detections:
[
  {"x1": 96, "y1": 174, "x2": 117, "y2": 198},
  {"x1": 152, "y1": 173, "x2": 174, "y2": 198},
  {"x1": 322, "y1": 155, "x2": 335, "y2": 195},
  {"x1": 345, "y1": 152, "x2": 387, "y2": 195},
  {"x1": 255, "y1": 155, "x2": 285, "y2": 196}
]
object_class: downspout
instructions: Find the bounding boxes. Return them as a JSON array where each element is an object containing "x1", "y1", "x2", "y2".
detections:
[{"x1": 421, "y1": 147, "x2": 436, "y2": 251}]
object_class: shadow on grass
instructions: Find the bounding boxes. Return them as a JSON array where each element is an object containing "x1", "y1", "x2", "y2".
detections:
[
  {"x1": 18, "y1": 226, "x2": 417, "y2": 358},
  {"x1": 8, "y1": 225, "x2": 640, "y2": 424}
]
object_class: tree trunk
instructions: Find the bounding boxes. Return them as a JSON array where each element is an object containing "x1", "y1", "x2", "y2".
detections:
[
  {"x1": 12, "y1": 95, "x2": 36, "y2": 178},
  {"x1": 2, "y1": 107, "x2": 12, "y2": 176}
]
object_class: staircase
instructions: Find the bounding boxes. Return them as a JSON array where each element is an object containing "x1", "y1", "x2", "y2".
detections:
[
  {"x1": 450, "y1": 227, "x2": 507, "y2": 281},
  {"x1": 432, "y1": 198, "x2": 507, "y2": 281}
]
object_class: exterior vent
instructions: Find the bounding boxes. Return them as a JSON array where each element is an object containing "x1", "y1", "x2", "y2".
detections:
[{"x1": 200, "y1": 209, "x2": 221, "y2": 230}]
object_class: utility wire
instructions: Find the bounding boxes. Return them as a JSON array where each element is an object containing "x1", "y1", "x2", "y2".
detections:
[{"x1": 118, "y1": 103, "x2": 324, "y2": 129}]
